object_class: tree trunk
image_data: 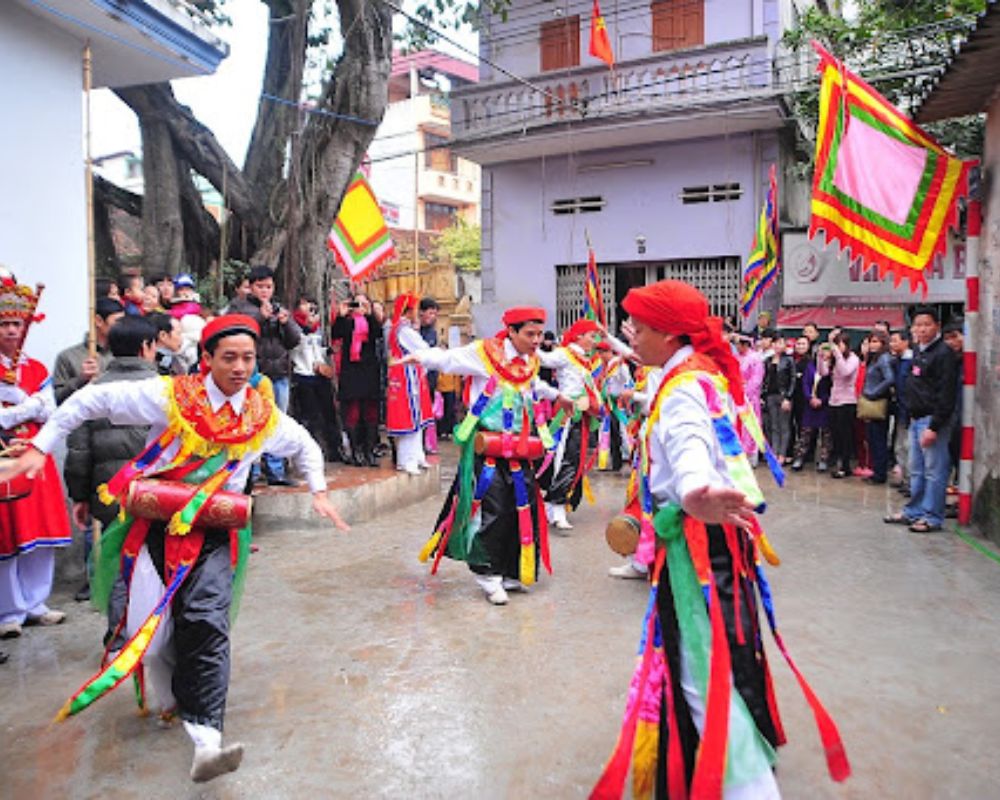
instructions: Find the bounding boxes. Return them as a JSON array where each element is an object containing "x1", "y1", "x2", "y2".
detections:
[
  {"x1": 177, "y1": 154, "x2": 220, "y2": 277},
  {"x1": 92, "y1": 178, "x2": 121, "y2": 277},
  {"x1": 138, "y1": 114, "x2": 185, "y2": 275}
]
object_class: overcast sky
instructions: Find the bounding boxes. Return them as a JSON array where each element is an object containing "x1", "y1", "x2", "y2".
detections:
[{"x1": 91, "y1": 0, "x2": 478, "y2": 169}]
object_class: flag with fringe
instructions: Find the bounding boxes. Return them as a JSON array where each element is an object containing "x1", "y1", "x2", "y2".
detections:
[
  {"x1": 583, "y1": 247, "x2": 607, "y2": 327},
  {"x1": 809, "y1": 41, "x2": 974, "y2": 295},
  {"x1": 740, "y1": 164, "x2": 780, "y2": 317},
  {"x1": 327, "y1": 171, "x2": 396, "y2": 283}
]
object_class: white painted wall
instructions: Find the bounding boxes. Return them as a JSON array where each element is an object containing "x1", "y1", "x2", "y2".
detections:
[
  {"x1": 0, "y1": 4, "x2": 88, "y2": 371},
  {"x1": 368, "y1": 98, "x2": 422, "y2": 229}
]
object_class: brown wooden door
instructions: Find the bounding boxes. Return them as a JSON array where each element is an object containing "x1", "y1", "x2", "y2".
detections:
[
  {"x1": 540, "y1": 15, "x2": 581, "y2": 71},
  {"x1": 652, "y1": 0, "x2": 703, "y2": 52}
]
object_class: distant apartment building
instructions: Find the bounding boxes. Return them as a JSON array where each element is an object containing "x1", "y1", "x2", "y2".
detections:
[
  {"x1": 451, "y1": 0, "x2": 816, "y2": 334},
  {"x1": 368, "y1": 50, "x2": 481, "y2": 233}
]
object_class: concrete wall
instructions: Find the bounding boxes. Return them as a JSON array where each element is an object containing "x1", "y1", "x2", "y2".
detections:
[
  {"x1": 0, "y1": 4, "x2": 88, "y2": 371},
  {"x1": 973, "y1": 94, "x2": 1000, "y2": 541},
  {"x1": 368, "y1": 99, "x2": 422, "y2": 229},
  {"x1": 480, "y1": 0, "x2": 776, "y2": 83},
  {"x1": 474, "y1": 132, "x2": 773, "y2": 333}
]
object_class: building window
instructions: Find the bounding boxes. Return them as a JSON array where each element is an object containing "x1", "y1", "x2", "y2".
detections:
[
  {"x1": 551, "y1": 196, "x2": 606, "y2": 215},
  {"x1": 424, "y1": 132, "x2": 457, "y2": 173},
  {"x1": 425, "y1": 201, "x2": 458, "y2": 232},
  {"x1": 651, "y1": 0, "x2": 703, "y2": 52},
  {"x1": 540, "y1": 15, "x2": 581, "y2": 72},
  {"x1": 680, "y1": 183, "x2": 743, "y2": 204}
]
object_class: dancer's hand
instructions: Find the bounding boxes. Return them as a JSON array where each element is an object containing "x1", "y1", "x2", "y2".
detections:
[
  {"x1": 0, "y1": 445, "x2": 46, "y2": 480},
  {"x1": 682, "y1": 485, "x2": 756, "y2": 529},
  {"x1": 312, "y1": 493, "x2": 350, "y2": 531}
]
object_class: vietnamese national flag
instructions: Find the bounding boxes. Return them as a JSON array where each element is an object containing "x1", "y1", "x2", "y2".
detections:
[{"x1": 589, "y1": 0, "x2": 614, "y2": 68}]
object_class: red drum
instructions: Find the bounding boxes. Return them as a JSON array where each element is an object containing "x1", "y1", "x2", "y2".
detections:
[
  {"x1": 474, "y1": 431, "x2": 545, "y2": 460},
  {"x1": 124, "y1": 479, "x2": 252, "y2": 529}
]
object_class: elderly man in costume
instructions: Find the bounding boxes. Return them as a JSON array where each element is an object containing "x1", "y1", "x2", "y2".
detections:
[
  {"x1": 398, "y1": 306, "x2": 567, "y2": 605},
  {"x1": 0, "y1": 274, "x2": 71, "y2": 640},
  {"x1": 386, "y1": 293, "x2": 433, "y2": 475},
  {"x1": 591, "y1": 281, "x2": 849, "y2": 799},
  {"x1": 537, "y1": 318, "x2": 604, "y2": 531},
  {"x1": 2, "y1": 314, "x2": 348, "y2": 783}
]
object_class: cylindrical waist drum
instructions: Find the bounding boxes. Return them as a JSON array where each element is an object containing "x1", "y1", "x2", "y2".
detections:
[
  {"x1": 605, "y1": 513, "x2": 640, "y2": 556},
  {"x1": 474, "y1": 431, "x2": 544, "y2": 460},
  {"x1": 124, "y1": 479, "x2": 252, "y2": 529}
]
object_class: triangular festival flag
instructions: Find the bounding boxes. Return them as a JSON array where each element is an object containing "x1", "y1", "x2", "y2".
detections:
[
  {"x1": 740, "y1": 164, "x2": 780, "y2": 317},
  {"x1": 808, "y1": 41, "x2": 974, "y2": 295},
  {"x1": 327, "y1": 171, "x2": 396, "y2": 283}
]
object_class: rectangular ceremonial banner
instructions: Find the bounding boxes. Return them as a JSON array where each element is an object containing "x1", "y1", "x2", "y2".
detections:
[
  {"x1": 327, "y1": 171, "x2": 396, "y2": 283},
  {"x1": 809, "y1": 41, "x2": 974, "y2": 295},
  {"x1": 740, "y1": 163, "x2": 780, "y2": 317},
  {"x1": 582, "y1": 246, "x2": 607, "y2": 327}
]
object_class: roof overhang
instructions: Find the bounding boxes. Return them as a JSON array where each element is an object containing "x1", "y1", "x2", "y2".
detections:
[
  {"x1": 915, "y1": 1, "x2": 1000, "y2": 122},
  {"x1": 15, "y1": 0, "x2": 229, "y2": 87}
]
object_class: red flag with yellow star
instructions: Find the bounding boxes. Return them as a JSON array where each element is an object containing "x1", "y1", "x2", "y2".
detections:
[{"x1": 589, "y1": 0, "x2": 614, "y2": 68}]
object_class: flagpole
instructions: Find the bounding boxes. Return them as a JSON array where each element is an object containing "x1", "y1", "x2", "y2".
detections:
[
  {"x1": 958, "y1": 198, "x2": 981, "y2": 526},
  {"x1": 83, "y1": 41, "x2": 97, "y2": 359}
]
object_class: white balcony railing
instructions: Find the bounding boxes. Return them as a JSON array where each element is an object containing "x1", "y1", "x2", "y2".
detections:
[{"x1": 452, "y1": 37, "x2": 774, "y2": 142}]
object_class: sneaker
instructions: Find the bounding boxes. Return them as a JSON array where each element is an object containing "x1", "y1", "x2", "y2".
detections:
[
  {"x1": 26, "y1": 610, "x2": 66, "y2": 626},
  {"x1": 816, "y1": 461, "x2": 828, "y2": 473},
  {"x1": 791, "y1": 459, "x2": 804, "y2": 472},
  {"x1": 0, "y1": 622, "x2": 22, "y2": 639},
  {"x1": 397, "y1": 464, "x2": 422, "y2": 476},
  {"x1": 609, "y1": 563, "x2": 647, "y2": 580},
  {"x1": 74, "y1": 583, "x2": 91, "y2": 603},
  {"x1": 486, "y1": 586, "x2": 509, "y2": 605},
  {"x1": 266, "y1": 476, "x2": 297, "y2": 487}
]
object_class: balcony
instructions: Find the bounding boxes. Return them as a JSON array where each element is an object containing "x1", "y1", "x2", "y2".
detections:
[{"x1": 451, "y1": 37, "x2": 785, "y2": 165}]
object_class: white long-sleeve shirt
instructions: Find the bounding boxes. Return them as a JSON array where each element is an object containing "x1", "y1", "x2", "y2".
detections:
[
  {"x1": 0, "y1": 355, "x2": 55, "y2": 431},
  {"x1": 537, "y1": 343, "x2": 594, "y2": 399},
  {"x1": 291, "y1": 330, "x2": 328, "y2": 377},
  {"x1": 395, "y1": 320, "x2": 429, "y2": 355},
  {"x1": 646, "y1": 346, "x2": 731, "y2": 508},
  {"x1": 32, "y1": 374, "x2": 327, "y2": 494},
  {"x1": 414, "y1": 338, "x2": 559, "y2": 401}
]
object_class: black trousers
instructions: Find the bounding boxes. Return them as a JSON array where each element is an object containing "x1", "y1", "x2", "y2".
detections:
[
  {"x1": 145, "y1": 523, "x2": 232, "y2": 731},
  {"x1": 291, "y1": 374, "x2": 343, "y2": 459},
  {"x1": 655, "y1": 524, "x2": 779, "y2": 796},
  {"x1": 542, "y1": 419, "x2": 596, "y2": 509},
  {"x1": 829, "y1": 404, "x2": 856, "y2": 472}
]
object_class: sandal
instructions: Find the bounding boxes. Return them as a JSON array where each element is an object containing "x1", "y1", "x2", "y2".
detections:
[
  {"x1": 884, "y1": 513, "x2": 914, "y2": 525},
  {"x1": 909, "y1": 520, "x2": 942, "y2": 533}
]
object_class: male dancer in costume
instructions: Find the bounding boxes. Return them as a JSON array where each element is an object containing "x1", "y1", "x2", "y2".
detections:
[
  {"x1": 0, "y1": 274, "x2": 71, "y2": 639},
  {"x1": 397, "y1": 307, "x2": 568, "y2": 605},
  {"x1": 592, "y1": 281, "x2": 849, "y2": 798},
  {"x1": 386, "y1": 293, "x2": 433, "y2": 475},
  {"x1": 2, "y1": 314, "x2": 348, "y2": 783},
  {"x1": 538, "y1": 318, "x2": 603, "y2": 531}
]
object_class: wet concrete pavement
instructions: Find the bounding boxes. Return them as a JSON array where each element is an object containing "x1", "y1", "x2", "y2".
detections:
[{"x1": 3, "y1": 461, "x2": 1000, "y2": 799}]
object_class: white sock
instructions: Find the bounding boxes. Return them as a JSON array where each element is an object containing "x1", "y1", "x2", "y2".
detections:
[{"x1": 184, "y1": 720, "x2": 222, "y2": 751}]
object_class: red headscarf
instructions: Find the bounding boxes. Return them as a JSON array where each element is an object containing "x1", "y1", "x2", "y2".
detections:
[
  {"x1": 560, "y1": 318, "x2": 600, "y2": 347},
  {"x1": 392, "y1": 293, "x2": 420, "y2": 326},
  {"x1": 497, "y1": 306, "x2": 546, "y2": 339},
  {"x1": 622, "y1": 280, "x2": 745, "y2": 405},
  {"x1": 200, "y1": 314, "x2": 260, "y2": 348}
]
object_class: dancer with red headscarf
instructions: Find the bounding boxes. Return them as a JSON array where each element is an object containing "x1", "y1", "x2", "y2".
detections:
[
  {"x1": 386, "y1": 293, "x2": 434, "y2": 475},
  {"x1": 397, "y1": 306, "x2": 567, "y2": 605},
  {"x1": 591, "y1": 280, "x2": 849, "y2": 799},
  {"x1": 537, "y1": 318, "x2": 604, "y2": 531}
]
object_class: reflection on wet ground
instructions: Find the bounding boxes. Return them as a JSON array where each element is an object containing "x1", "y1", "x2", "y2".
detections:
[{"x1": 2, "y1": 464, "x2": 999, "y2": 798}]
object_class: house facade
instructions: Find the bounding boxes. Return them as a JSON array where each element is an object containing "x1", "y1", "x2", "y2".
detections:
[
  {"x1": 0, "y1": 0, "x2": 227, "y2": 369},
  {"x1": 368, "y1": 50, "x2": 482, "y2": 233},
  {"x1": 451, "y1": 0, "x2": 811, "y2": 334}
]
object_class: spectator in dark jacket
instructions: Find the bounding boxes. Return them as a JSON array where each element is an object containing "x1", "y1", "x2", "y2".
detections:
[
  {"x1": 63, "y1": 315, "x2": 157, "y2": 604},
  {"x1": 792, "y1": 345, "x2": 833, "y2": 472},
  {"x1": 147, "y1": 312, "x2": 186, "y2": 376},
  {"x1": 861, "y1": 330, "x2": 895, "y2": 484},
  {"x1": 886, "y1": 307, "x2": 958, "y2": 533},
  {"x1": 943, "y1": 317, "x2": 965, "y2": 481},
  {"x1": 762, "y1": 333, "x2": 795, "y2": 464},
  {"x1": 53, "y1": 297, "x2": 124, "y2": 405},
  {"x1": 228, "y1": 265, "x2": 301, "y2": 484},
  {"x1": 889, "y1": 329, "x2": 914, "y2": 488}
]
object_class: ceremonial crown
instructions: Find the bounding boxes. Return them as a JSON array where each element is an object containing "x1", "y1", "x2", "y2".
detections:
[{"x1": 0, "y1": 267, "x2": 44, "y2": 323}]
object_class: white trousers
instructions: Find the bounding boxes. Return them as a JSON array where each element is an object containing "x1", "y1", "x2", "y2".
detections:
[
  {"x1": 126, "y1": 545, "x2": 176, "y2": 713},
  {"x1": 0, "y1": 547, "x2": 54, "y2": 624},
  {"x1": 395, "y1": 430, "x2": 426, "y2": 470}
]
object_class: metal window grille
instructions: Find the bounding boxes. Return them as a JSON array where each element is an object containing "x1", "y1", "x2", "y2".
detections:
[{"x1": 555, "y1": 257, "x2": 741, "y2": 334}]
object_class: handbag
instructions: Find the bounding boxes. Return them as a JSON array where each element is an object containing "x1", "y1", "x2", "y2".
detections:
[{"x1": 857, "y1": 395, "x2": 888, "y2": 421}]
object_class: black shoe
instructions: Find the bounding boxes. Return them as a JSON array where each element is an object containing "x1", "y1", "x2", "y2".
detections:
[
  {"x1": 346, "y1": 428, "x2": 365, "y2": 467},
  {"x1": 74, "y1": 583, "x2": 91, "y2": 602},
  {"x1": 364, "y1": 425, "x2": 380, "y2": 468},
  {"x1": 831, "y1": 470, "x2": 848, "y2": 479},
  {"x1": 266, "y1": 476, "x2": 296, "y2": 487},
  {"x1": 791, "y1": 459, "x2": 804, "y2": 471}
]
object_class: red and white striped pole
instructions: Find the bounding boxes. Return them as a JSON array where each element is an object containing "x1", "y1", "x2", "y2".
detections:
[{"x1": 958, "y1": 199, "x2": 981, "y2": 526}]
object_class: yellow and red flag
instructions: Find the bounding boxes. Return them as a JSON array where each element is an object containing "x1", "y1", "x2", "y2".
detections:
[
  {"x1": 809, "y1": 41, "x2": 974, "y2": 294},
  {"x1": 582, "y1": 246, "x2": 607, "y2": 327},
  {"x1": 589, "y1": 0, "x2": 614, "y2": 68},
  {"x1": 327, "y1": 171, "x2": 396, "y2": 283}
]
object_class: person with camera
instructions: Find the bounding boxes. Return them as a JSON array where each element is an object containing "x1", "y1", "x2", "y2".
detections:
[
  {"x1": 331, "y1": 292, "x2": 384, "y2": 467},
  {"x1": 228, "y1": 265, "x2": 302, "y2": 485}
]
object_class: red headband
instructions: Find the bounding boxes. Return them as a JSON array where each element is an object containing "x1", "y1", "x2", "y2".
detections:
[
  {"x1": 622, "y1": 280, "x2": 745, "y2": 406},
  {"x1": 561, "y1": 318, "x2": 600, "y2": 347}
]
